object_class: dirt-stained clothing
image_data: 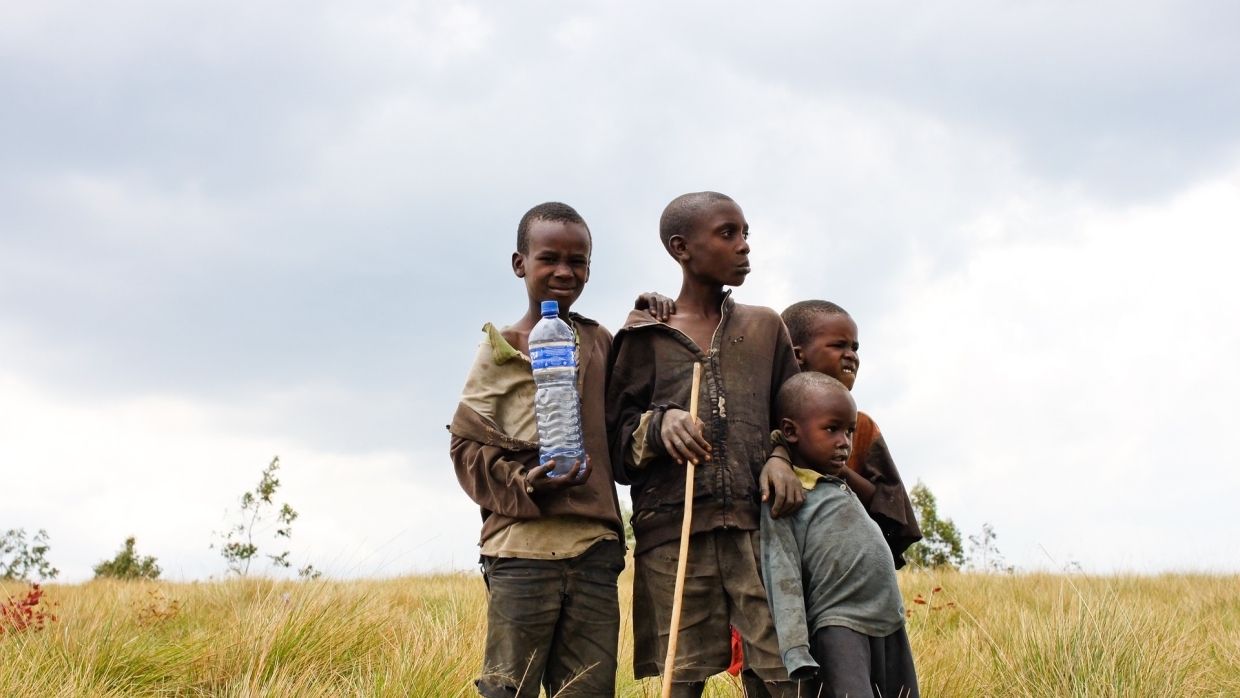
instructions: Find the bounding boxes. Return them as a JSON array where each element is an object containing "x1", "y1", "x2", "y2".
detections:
[
  {"x1": 449, "y1": 313, "x2": 624, "y2": 698},
  {"x1": 631, "y1": 530, "x2": 789, "y2": 682},
  {"x1": 606, "y1": 293, "x2": 801, "y2": 555},
  {"x1": 450, "y1": 315, "x2": 624, "y2": 546},
  {"x1": 478, "y1": 539, "x2": 626, "y2": 698},
  {"x1": 606, "y1": 293, "x2": 800, "y2": 683}
]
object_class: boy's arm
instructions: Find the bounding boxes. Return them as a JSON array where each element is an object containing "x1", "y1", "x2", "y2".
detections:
[
  {"x1": 450, "y1": 433, "x2": 544, "y2": 520},
  {"x1": 761, "y1": 319, "x2": 806, "y2": 517},
  {"x1": 760, "y1": 503, "x2": 819, "y2": 681},
  {"x1": 606, "y1": 332, "x2": 665, "y2": 485}
]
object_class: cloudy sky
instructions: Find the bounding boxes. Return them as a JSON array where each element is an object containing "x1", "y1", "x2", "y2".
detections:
[{"x1": 2, "y1": 1, "x2": 1238, "y2": 581}]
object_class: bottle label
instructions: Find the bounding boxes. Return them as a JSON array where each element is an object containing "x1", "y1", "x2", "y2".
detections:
[{"x1": 531, "y1": 341, "x2": 576, "y2": 370}]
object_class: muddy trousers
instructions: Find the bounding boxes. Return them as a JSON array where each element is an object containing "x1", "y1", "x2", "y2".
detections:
[{"x1": 476, "y1": 540, "x2": 625, "y2": 698}]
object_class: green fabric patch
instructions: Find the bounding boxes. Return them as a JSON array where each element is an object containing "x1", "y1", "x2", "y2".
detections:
[
  {"x1": 482, "y1": 323, "x2": 525, "y2": 365},
  {"x1": 482, "y1": 321, "x2": 580, "y2": 365}
]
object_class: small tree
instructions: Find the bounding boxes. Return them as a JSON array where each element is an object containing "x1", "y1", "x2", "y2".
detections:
[
  {"x1": 1, "y1": 529, "x2": 59, "y2": 581},
  {"x1": 93, "y1": 537, "x2": 161, "y2": 580},
  {"x1": 212, "y1": 456, "x2": 300, "y2": 576},
  {"x1": 905, "y1": 481, "x2": 965, "y2": 570},
  {"x1": 967, "y1": 522, "x2": 1013, "y2": 573}
]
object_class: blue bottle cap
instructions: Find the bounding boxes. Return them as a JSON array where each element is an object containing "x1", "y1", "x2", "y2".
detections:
[{"x1": 540, "y1": 300, "x2": 559, "y2": 318}]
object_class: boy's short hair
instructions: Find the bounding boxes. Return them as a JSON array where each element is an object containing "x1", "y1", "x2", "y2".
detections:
[
  {"x1": 659, "y1": 191, "x2": 735, "y2": 252},
  {"x1": 781, "y1": 300, "x2": 850, "y2": 347},
  {"x1": 517, "y1": 202, "x2": 591, "y2": 254},
  {"x1": 776, "y1": 371, "x2": 854, "y2": 422}
]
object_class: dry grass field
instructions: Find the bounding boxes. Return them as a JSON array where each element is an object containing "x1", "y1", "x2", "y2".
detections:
[{"x1": 2, "y1": 567, "x2": 1238, "y2": 697}]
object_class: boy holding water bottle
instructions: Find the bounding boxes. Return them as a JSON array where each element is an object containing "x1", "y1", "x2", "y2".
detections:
[{"x1": 450, "y1": 202, "x2": 666, "y2": 698}]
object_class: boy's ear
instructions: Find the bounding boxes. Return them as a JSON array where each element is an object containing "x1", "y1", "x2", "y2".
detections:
[
  {"x1": 667, "y1": 234, "x2": 690, "y2": 263},
  {"x1": 512, "y1": 252, "x2": 526, "y2": 279},
  {"x1": 781, "y1": 417, "x2": 799, "y2": 443},
  {"x1": 792, "y1": 345, "x2": 806, "y2": 369}
]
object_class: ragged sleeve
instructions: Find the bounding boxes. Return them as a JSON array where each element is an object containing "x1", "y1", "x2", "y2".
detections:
[
  {"x1": 605, "y1": 329, "x2": 664, "y2": 486},
  {"x1": 449, "y1": 405, "x2": 543, "y2": 520},
  {"x1": 769, "y1": 317, "x2": 801, "y2": 431},
  {"x1": 760, "y1": 501, "x2": 819, "y2": 680}
]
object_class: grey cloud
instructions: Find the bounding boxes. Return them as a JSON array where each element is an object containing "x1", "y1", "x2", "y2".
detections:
[{"x1": 2, "y1": 2, "x2": 1237, "y2": 484}]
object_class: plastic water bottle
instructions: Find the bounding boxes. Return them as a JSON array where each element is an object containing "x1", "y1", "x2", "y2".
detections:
[{"x1": 529, "y1": 300, "x2": 585, "y2": 477}]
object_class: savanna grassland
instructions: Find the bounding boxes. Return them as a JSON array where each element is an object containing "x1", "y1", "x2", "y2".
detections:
[{"x1": 2, "y1": 568, "x2": 1238, "y2": 697}]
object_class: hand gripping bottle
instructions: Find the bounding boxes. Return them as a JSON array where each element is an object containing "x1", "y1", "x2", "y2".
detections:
[{"x1": 529, "y1": 300, "x2": 586, "y2": 477}]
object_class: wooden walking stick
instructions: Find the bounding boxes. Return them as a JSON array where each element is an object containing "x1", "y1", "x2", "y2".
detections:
[{"x1": 661, "y1": 361, "x2": 703, "y2": 698}]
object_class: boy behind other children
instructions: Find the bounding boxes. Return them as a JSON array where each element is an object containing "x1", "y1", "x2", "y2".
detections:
[
  {"x1": 607, "y1": 192, "x2": 804, "y2": 698},
  {"x1": 449, "y1": 202, "x2": 625, "y2": 698},
  {"x1": 762, "y1": 372, "x2": 920, "y2": 698},
  {"x1": 778, "y1": 301, "x2": 922, "y2": 567}
]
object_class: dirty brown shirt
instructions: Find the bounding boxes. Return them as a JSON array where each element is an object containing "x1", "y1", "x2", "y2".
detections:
[
  {"x1": 450, "y1": 314, "x2": 624, "y2": 548},
  {"x1": 606, "y1": 293, "x2": 800, "y2": 555}
]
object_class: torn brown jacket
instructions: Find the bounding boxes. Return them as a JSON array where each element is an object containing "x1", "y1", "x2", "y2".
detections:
[
  {"x1": 448, "y1": 315, "x2": 624, "y2": 545},
  {"x1": 606, "y1": 293, "x2": 800, "y2": 555}
]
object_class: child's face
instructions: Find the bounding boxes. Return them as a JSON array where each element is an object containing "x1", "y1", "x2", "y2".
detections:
[
  {"x1": 513, "y1": 219, "x2": 591, "y2": 312},
  {"x1": 782, "y1": 388, "x2": 857, "y2": 475},
  {"x1": 795, "y1": 314, "x2": 860, "y2": 390},
  {"x1": 671, "y1": 200, "x2": 751, "y2": 287}
]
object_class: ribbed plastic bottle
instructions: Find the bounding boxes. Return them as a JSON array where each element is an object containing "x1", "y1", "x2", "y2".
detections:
[{"x1": 529, "y1": 300, "x2": 585, "y2": 477}]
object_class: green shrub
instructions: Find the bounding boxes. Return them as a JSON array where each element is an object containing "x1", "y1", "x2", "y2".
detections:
[{"x1": 93, "y1": 537, "x2": 161, "y2": 580}]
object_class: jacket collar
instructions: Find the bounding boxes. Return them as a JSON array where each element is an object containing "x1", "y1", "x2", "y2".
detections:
[{"x1": 482, "y1": 311, "x2": 601, "y2": 366}]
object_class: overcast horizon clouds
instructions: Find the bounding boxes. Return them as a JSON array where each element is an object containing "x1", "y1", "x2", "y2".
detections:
[{"x1": 2, "y1": 0, "x2": 1238, "y2": 580}]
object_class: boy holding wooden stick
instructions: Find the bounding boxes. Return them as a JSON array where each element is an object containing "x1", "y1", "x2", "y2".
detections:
[{"x1": 607, "y1": 192, "x2": 803, "y2": 697}]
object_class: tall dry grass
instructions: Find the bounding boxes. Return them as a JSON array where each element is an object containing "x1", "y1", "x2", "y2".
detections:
[{"x1": 2, "y1": 568, "x2": 1237, "y2": 697}]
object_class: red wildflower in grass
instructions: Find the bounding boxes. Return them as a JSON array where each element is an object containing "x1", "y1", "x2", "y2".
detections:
[{"x1": 0, "y1": 583, "x2": 59, "y2": 635}]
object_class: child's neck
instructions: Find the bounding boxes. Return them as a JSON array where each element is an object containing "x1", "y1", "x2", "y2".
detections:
[
  {"x1": 788, "y1": 448, "x2": 829, "y2": 477},
  {"x1": 504, "y1": 299, "x2": 572, "y2": 357},
  {"x1": 674, "y1": 276, "x2": 728, "y2": 316},
  {"x1": 667, "y1": 277, "x2": 728, "y2": 352}
]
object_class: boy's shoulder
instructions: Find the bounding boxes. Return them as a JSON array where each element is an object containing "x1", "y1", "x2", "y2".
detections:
[
  {"x1": 857, "y1": 410, "x2": 879, "y2": 432},
  {"x1": 570, "y1": 312, "x2": 613, "y2": 350},
  {"x1": 727, "y1": 298, "x2": 784, "y2": 327}
]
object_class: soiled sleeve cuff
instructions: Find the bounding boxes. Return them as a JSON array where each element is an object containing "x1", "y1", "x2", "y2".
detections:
[
  {"x1": 782, "y1": 646, "x2": 819, "y2": 681},
  {"x1": 627, "y1": 410, "x2": 656, "y2": 469}
]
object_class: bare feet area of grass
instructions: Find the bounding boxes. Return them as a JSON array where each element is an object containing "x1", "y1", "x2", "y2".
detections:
[{"x1": 2, "y1": 569, "x2": 1237, "y2": 697}]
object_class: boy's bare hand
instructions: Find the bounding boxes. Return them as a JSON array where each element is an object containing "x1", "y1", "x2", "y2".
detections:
[
  {"x1": 761, "y1": 458, "x2": 804, "y2": 518},
  {"x1": 525, "y1": 456, "x2": 592, "y2": 495},
  {"x1": 660, "y1": 408, "x2": 712, "y2": 465},
  {"x1": 635, "y1": 292, "x2": 677, "y2": 322}
]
